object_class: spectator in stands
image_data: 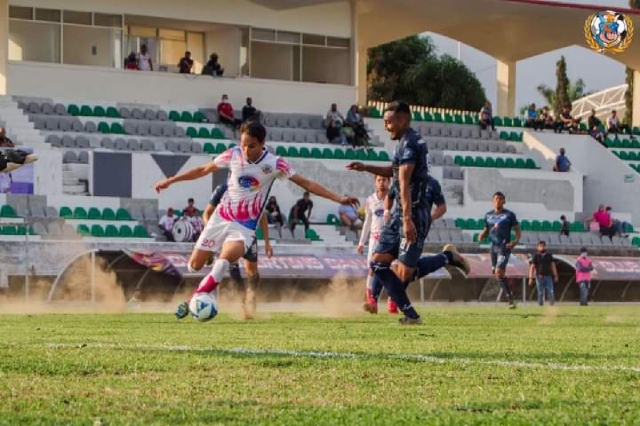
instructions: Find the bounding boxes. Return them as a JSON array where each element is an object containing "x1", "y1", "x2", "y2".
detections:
[
  {"x1": 479, "y1": 101, "x2": 495, "y2": 131},
  {"x1": 540, "y1": 106, "x2": 554, "y2": 130},
  {"x1": 338, "y1": 198, "x2": 362, "y2": 231},
  {"x1": 553, "y1": 148, "x2": 571, "y2": 172},
  {"x1": 178, "y1": 51, "x2": 193, "y2": 74},
  {"x1": 326, "y1": 103, "x2": 346, "y2": 145},
  {"x1": 0, "y1": 128, "x2": 14, "y2": 147},
  {"x1": 159, "y1": 207, "x2": 176, "y2": 241},
  {"x1": 124, "y1": 52, "x2": 138, "y2": 70},
  {"x1": 607, "y1": 110, "x2": 631, "y2": 135},
  {"x1": 217, "y1": 94, "x2": 242, "y2": 129},
  {"x1": 137, "y1": 44, "x2": 153, "y2": 71},
  {"x1": 289, "y1": 192, "x2": 313, "y2": 237},
  {"x1": 202, "y1": 53, "x2": 224, "y2": 76},
  {"x1": 587, "y1": 109, "x2": 605, "y2": 145},
  {"x1": 184, "y1": 208, "x2": 204, "y2": 241},
  {"x1": 560, "y1": 215, "x2": 570, "y2": 237},
  {"x1": 605, "y1": 206, "x2": 630, "y2": 237},
  {"x1": 265, "y1": 196, "x2": 284, "y2": 234},
  {"x1": 586, "y1": 204, "x2": 615, "y2": 238},
  {"x1": 242, "y1": 97, "x2": 260, "y2": 122},
  {"x1": 524, "y1": 103, "x2": 542, "y2": 130},
  {"x1": 575, "y1": 247, "x2": 594, "y2": 306},
  {"x1": 345, "y1": 104, "x2": 370, "y2": 148},
  {"x1": 182, "y1": 198, "x2": 198, "y2": 217},
  {"x1": 554, "y1": 105, "x2": 580, "y2": 134},
  {"x1": 528, "y1": 240, "x2": 558, "y2": 306}
]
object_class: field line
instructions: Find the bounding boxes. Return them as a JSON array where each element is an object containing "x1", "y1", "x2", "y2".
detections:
[{"x1": 43, "y1": 343, "x2": 640, "y2": 374}]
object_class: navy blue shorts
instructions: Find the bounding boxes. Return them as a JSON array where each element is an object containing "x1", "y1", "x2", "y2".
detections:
[
  {"x1": 242, "y1": 237, "x2": 258, "y2": 263},
  {"x1": 374, "y1": 209, "x2": 430, "y2": 268},
  {"x1": 490, "y1": 243, "x2": 511, "y2": 271}
]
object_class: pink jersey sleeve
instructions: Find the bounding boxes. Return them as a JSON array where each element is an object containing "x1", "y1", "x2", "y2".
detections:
[
  {"x1": 213, "y1": 148, "x2": 234, "y2": 169},
  {"x1": 276, "y1": 157, "x2": 296, "y2": 180}
]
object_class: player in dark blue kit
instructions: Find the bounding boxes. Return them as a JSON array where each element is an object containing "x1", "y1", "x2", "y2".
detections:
[
  {"x1": 477, "y1": 191, "x2": 521, "y2": 309},
  {"x1": 347, "y1": 101, "x2": 469, "y2": 324}
]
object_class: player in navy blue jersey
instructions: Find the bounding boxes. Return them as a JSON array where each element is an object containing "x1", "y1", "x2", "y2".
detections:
[
  {"x1": 347, "y1": 101, "x2": 469, "y2": 325},
  {"x1": 477, "y1": 191, "x2": 521, "y2": 309}
]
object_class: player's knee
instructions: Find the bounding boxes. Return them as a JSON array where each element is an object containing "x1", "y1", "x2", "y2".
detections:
[{"x1": 188, "y1": 260, "x2": 203, "y2": 273}]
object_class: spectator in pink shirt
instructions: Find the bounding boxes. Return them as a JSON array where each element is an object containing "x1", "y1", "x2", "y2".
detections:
[{"x1": 587, "y1": 205, "x2": 614, "y2": 238}]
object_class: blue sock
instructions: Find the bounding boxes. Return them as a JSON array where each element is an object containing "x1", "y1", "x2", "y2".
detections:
[
  {"x1": 370, "y1": 274, "x2": 384, "y2": 301},
  {"x1": 498, "y1": 277, "x2": 514, "y2": 302},
  {"x1": 414, "y1": 253, "x2": 450, "y2": 281},
  {"x1": 371, "y1": 261, "x2": 420, "y2": 319}
]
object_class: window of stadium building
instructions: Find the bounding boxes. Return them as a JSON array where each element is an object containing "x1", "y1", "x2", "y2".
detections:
[{"x1": 9, "y1": 6, "x2": 124, "y2": 68}]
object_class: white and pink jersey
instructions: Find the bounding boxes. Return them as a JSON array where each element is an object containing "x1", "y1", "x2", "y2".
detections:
[
  {"x1": 213, "y1": 147, "x2": 295, "y2": 230},
  {"x1": 358, "y1": 192, "x2": 386, "y2": 247}
]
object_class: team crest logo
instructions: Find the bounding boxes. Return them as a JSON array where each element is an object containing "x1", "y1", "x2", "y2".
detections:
[
  {"x1": 261, "y1": 164, "x2": 273, "y2": 174},
  {"x1": 585, "y1": 11, "x2": 634, "y2": 54},
  {"x1": 238, "y1": 175, "x2": 260, "y2": 189}
]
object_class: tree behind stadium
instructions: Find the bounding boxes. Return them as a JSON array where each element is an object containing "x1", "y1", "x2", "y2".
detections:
[
  {"x1": 554, "y1": 56, "x2": 571, "y2": 116},
  {"x1": 367, "y1": 36, "x2": 487, "y2": 111}
]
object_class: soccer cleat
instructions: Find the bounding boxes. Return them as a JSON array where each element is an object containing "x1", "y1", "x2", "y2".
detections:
[
  {"x1": 174, "y1": 301, "x2": 189, "y2": 319},
  {"x1": 363, "y1": 299, "x2": 378, "y2": 314},
  {"x1": 443, "y1": 244, "x2": 471, "y2": 275},
  {"x1": 508, "y1": 301, "x2": 517, "y2": 310},
  {"x1": 398, "y1": 316, "x2": 423, "y2": 325},
  {"x1": 387, "y1": 299, "x2": 399, "y2": 314}
]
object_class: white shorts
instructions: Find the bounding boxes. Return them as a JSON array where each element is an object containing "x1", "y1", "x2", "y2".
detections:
[
  {"x1": 194, "y1": 211, "x2": 254, "y2": 254},
  {"x1": 367, "y1": 234, "x2": 380, "y2": 262}
]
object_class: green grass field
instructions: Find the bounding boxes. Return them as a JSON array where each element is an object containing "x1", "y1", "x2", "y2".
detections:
[{"x1": 0, "y1": 305, "x2": 639, "y2": 425}]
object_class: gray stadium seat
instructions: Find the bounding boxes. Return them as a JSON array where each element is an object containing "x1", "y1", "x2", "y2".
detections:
[
  {"x1": 54, "y1": 103, "x2": 67, "y2": 115},
  {"x1": 310, "y1": 117, "x2": 324, "y2": 129},
  {"x1": 157, "y1": 110, "x2": 169, "y2": 121},
  {"x1": 45, "y1": 206, "x2": 58, "y2": 218},
  {"x1": 41, "y1": 103, "x2": 54, "y2": 115},
  {"x1": 150, "y1": 124, "x2": 163, "y2": 137},
  {"x1": 29, "y1": 205, "x2": 46, "y2": 218},
  {"x1": 88, "y1": 138, "x2": 101, "y2": 149},
  {"x1": 178, "y1": 141, "x2": 192, "y2": 152},
  {"x1": 470, "y1": 128, "x2": 481, "y2": 139},
  {"x1": 118, "y1": 107, "x2": 131, "y2": 118},
  {"x1": 128, "y1": 206, "x2": 144, "y2": 220},
  {"x1": 282, "y1": 129, "x2": 294, "y2": 142},
  {"x1": 304, "y1": 132, "x2": 318, "y2": 143},
  {"x1": 101, "y1": 137, "x2": 115, "y2": 149},
  {"x1": 462, "y1": 233, "x2": 475, "y2": 244},
  {"x1": 137, "y1": 122, "x2": 150, "y2": 136},
  {"x1": 114, "y1": 138, "x2": 127, "y2": 150},
  {"x1": 144, "y1": 109, "x2": 157, "y2": 121},
  {"x1": 32, "y1": 222, "x2": 48, "y2": 236},
  {"x1": 140, "y1": 139, "x2": 154, "y2": 151},
  {"x1": 506, "y1": 145, "x2": 517, "y2": 154},
  {"x1": 269, "y1": 128, "x2": 283, "y2": 142},
  {"x1": 33, "y1": 117, "x2": 45, "y2": 130},
  {"x1": 276, "y1": 116, "x2": 288, "y2": 128},
  {"x1": 430, "y1": 151, "x2": 444, "y2": 166},
  {"x1": 161, "y1": 125, "x2": 174, "y2": 137},
  {"x1": 76, "y1": 135, "x2": 89, "y2": 148},
  {"x1": 299, "y1": 116, "x2": 311, "y2": 129},
  {"x1": 153, "y1": 141, "x2": 166, "y2": 151},
  {"x1": 84, "y1": 121, "x2": 98, "y2": 133},
  {"x1": 17, "y1": 100, "x2": 26, "y2": 110},
  {"x1": 45, "y1": 118, "x2": 58, "y2": 131},
  {"x1": 63, "y1": 151, "x2": 78, "y2": 163},
  {"x1": 287, "y1": 115, "x2": 300, "y2": 128},
  {"x1": 124, "y1": 122, "x2": 137, "y2": 135},
  {"x1": 47, "y1": 222, "x2": 61, "y2": 235},
  {"x1": 488, "y1": 142, "x2": 499, "y2": 153},
  {"x1": 316, "y1": 133, "x2": 329, "y2": 144},
  {"x1": 443, "y1": 155, "x2": 454, "y2": 166},
  {"x1": 477, "y1": 141, "x2": 488, "y2": 152},
  {"x1": 62, "y1": 135, "x2": 75, "y2": 148},
  {"x1": 480, "y1": 130, "x2": 490, "y2": 140},
  {"x1": 27, "y1": 102, "x2": 41, "y2": 114},
  {"x1": 143, "y1": 206, "x2": 158, "y2": 220},
  {"x1": 497, "y1": 143, "x2": 507, "y2": 153},
  {"x1": 443, "y1": 168, "x2": 452, "y2": 179},
  {"x1": 59, "y1": 119, "x2": 71, "y2": 132},
  {"x1": 174, "y1": 126, "x2": 186, "y2": 138},
  {"x1": 192, "y1": 143, "x2": 203, "y2": 154},
  {"x1": 166, "y1": 141, "x2": 180, "y2": 152},
  {"x1": 569, "y1": 234, "x2": 583, "y2": 246},
  {"x1": 46, "y1": 134, "x2": 60, "y2": 146},
  {"x1": 78, "y1": 151, "x2": 89, "y2": 164},
  {"x1": 456, "y1": 140, "x2": 468, "y2": 151},
  {"x1": 450, "y1": 126, "x2": 462, "y2": 138},
  {"x1": 127, "y1": 139, "x2": 140, "y2": 151},
  {"x1": 131, "y1": 108, "x2": 144, "y2": 120},
  {"x1": 71, "y1": 120, "x2": 84, "y2": 132},
  {"x1": 293, "y1": 130, "x2": 305, "y2": 143}
]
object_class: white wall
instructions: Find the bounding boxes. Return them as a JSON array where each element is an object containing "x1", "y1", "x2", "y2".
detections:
[
  {"x1": 9, "y1": 20, "x2": 60, "y2": 63},
  {"x1": 302, "y1": 46, "x2": 350, "y2": 85},
  {"x1": 7, "y1": 61, "x2": 356, "y2": 114},
  {"x1": 63, "y1": 25, "x2": 114, "y2": 67},
  {"x1": 9, "y1": 0, "x2": 352, "y2": 38},
  {"x1": 205, "y1": 27, "x2": 241, "y2": 77}
]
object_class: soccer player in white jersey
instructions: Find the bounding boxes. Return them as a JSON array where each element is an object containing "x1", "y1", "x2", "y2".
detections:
[
  {"x1": 356, "y1": 175, "x2": 397, "y2": 314},
  {"x1": 154, "y1": 121, "x2": 359, "y2": 319}
]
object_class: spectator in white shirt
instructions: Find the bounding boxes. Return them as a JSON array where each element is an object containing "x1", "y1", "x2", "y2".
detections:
[
  {"x1": 607, "y1": 110, "x2": 631, "y2": 135},
  {"x1": 137, "y1": 44, "x2": 153, "y2": 71},
  {"x1": 158, "y1": 207, "x2": 176, "y2": 241}
]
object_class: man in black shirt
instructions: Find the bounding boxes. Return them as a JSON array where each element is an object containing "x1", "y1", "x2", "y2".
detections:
[
  {"x1": 178, "y1": 51, "x2": 193, "y2": 74},
  {"x1": 289, "y1": 192, "x2": 313, "y2": 237},
  {"x1": 528, "y1": 240, "x2": 558, "y2": 306},
  {"x1": 242, "y1": 97, "x2": 260, "y2": 122}
]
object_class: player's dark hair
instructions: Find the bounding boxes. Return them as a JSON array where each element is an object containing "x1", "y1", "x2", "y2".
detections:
[
  {"x1": 385, "y1": 101, "x2": 411, "y2": 116},
  {"x1": 240, "y1": 120, "x2": 266, "y2": 143},
  {"x1": 493, "y1": 191, "x2": 505, "y2": 198},
  {"x1": 538, "y1": 240, "x2": 546, "y2": 245}
]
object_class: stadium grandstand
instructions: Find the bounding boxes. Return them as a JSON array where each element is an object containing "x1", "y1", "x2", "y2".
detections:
[{"x1": 0, "y1": 0, "x2": 638, "y2": 307}]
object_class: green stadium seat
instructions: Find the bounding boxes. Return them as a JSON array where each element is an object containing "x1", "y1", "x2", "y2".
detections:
[
  {"x1": 67, "y1": 104, "x2": 80, "y2": 116},
  {"x1": 105, "y1": 224, "x2": 119, "y2": 237},
  {"x1": 287, "y1": 147, "x2": 299, "y2": 157},
  {"x1": 110, "y1": 122, "x2": 125, "y2": 134},
  {"x1": 102, "y1": 208, "x2": 116, "y2": 221},
  {"x1": 366, "y1": 150, "x2": 378, "y2": 161},
  {"x1": 503, "y1": 117, "x2": 513, "y2": 127},
  {"x1": 356, "y1": 150, "x2": 367, "y2": 161},
  {"x1": 444, "y1": 114, "x2": 453, "y2": 123},
  {"x1": 628, "y1": 152, "x2": 638, "y2": 161},
  {"x1": 119, "y1": 225, "x2": 133, "y2": 238},
  {"x1": 0, "y1": 205, "x2": 17, "y2": 218},
  {"x1": 510, "y1": 131, "x2": 519, "y2": 142},
  {"x1": 116, "y1": 208, "x2": 132, "y2": 221},
  {"x1": 345, "y1": 148, "x2": 356, "y2": 160},
  {"x1": 276, "y1": 146, "x2": 287, "y2": 157},
  {"x1": 299, "y1": 147, "x2": 311, "y2": 158},
  {"x1": 322, "y1": 148, "x2": 334, "y2": 159},
  {"x1": 412, "y1": 111, "x2": 423, "y2": 121},
  {"x1": 525, "y1": 158, "x2": 537, "y2": 169},
  {"x1": 87, "y1": 207, "x2": 101, "y2": 220},
  {"x1": 454, "y1": 155, "x2": 464, "y2": 166},
  {"x1": 93, "y1": 106, "x2": 106, "y2": 117},
  {"x1": 455, "y1": 218, "x2": 466, "y2": 229},
  {"x1": 579, "y1": 123, "x2": 587, "y2": 132},
  {"x1": 59, "y1": 206, "x2": 73, "y2": 219},
  {"x1": 499, "y1": 131, "x2": 510, "y2": 140},
  {"x1": 211, "y1": 128, "x2": 225, "y2": 139},
  {"x1": 632, "y1": 236, "x2": 640, "y2": 247},
  {"x1": 495, "y1": 158, "x2": 506, "y2": 168},
  {"x1": 531, "y1": 220, "x2": 542, "y2": 231},
  {"x1": 193, "y1": 111, "x2": 206, "y2": 123},
  {"x1": 464, "y1": 115, "x2": 474, "y2": 125},
  {"x1": 305, "y1": 228, "x2": 321, "y2": 241},
  {"x1": 605, "y1": 138, "x2": 614, "y2": 148},
  {"x1": 106, "y1": 107, "x2": 120, "y2": 118},
  {"x1": 619, "y1": 151, "x2": 629, "y2": 160},
  {"x1": 513, "y1": 118, "x2": 522, "y2": 127},
  {"x1": 423, "y1": 112, "x2": 433, "y2": 122},
  {"x1": 80, "y1": 105, "x2": 93, "y2": 116},
  {"x1": 570, "y1": 222, "x2": 586, "y2": 232},
  {"x1": 333, "y1": 149, "x2": 345, "y2": 159},
  {"x1": 515, "y1": 158, "x2": 526, "y2": 168},
  {"x1": 2, "y1": 225, "x2": 16, "y2": 235},
  {"x1": 475, "y1": 157, "x2": 486, "y2": 167},
  {"x1": 327, "y1": 214, "x2": 341, "y2": 225},
  {"x1": 97, "y1": 122, "x2": 110, "y2": 133},
  {"x1": 485, "y1": 157, "x2": 496, "y2": 168},
  {"x1": 370, "y1": 107, "x2": 381, "y2": 119},
  {"x1": 623, "y1": 139, "x2": 633, "y2": 149},
  {"x1": 541, "y1": 221, "x2": 553, "y2": 232},
  {"x1": 216, "y1": 143, "x2": 228, "y2": 153},
  {"x1": 465, "y1": 218, "x2": 477, "y2": 230},
  {"x1": 73, "y1": 207, "x2": 87, "y2": 220},
  {"x1": 16, "y1": 226, "x2": 27, "y2": 236},
  {"x1": 493, "y1": 117, "x2": 503, "y2": 126},
  {"x1": 552, "y1": 221, "x2": 562, "y2": 232},
  {"x1": 203, "y1": 143, "x2": 215, "y2": 154},
  {"x1": 186, "y1": 127, "x2": 198, "y2": 138},
  {"x1": 454, "y1": 114, "x2": 463, "y2": 124},
  {"x1": 180, "y1": 111, "x2": 194, "y2": 122},
  {"x1": 378, "y1": 151, "x2": 390, "y2": 161},
  {"x1": 133, "y1": 225, "x2": 149, "y2": 238},
  {"x1": 169, "y1": 111, "x2": 180, "y2": 121},
  {"x1": 632, "y1": 139, "x2": 640, "y2": 149},
  {"x1": 520, "y1": 220, "x2": 531, "y2": 231},
  {"x1": 311, "y1": 147, "x2": 322, "y2": 159},
  {"x1": 624, "y1": 223, "x2": 634, "y2": 233},
  {"x1": 76, "y1": 224, "x2": 90, "y2": 236},
  {"x1": 197, "y1": 127, "x2": 210, "y2": 139},
  {"x1": 90, "y1": 224, "x2": 105, "y2": 237},
  {"x1": 464, "y1": 156, "x2": 475, "y2": 167},
  {"x1": 433, "y1": 113, "x2": 443, "y2": 122}
]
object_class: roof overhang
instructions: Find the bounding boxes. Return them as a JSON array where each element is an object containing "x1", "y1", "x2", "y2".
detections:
[{"x1": 248, "y1": 0, "x2": 343, "y2": 10}]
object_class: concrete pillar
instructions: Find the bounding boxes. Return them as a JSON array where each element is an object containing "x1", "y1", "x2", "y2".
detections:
[
  {"x1": 633, "y1": 70, "x2": 640, "y2": 127},
  {"x1": 496, "y1": 60, "x2": 516, "y2": 117},
  {"x1": 0, "y1": 0, "x2": 7, "y2": 95},
  {"x1": 356, "y1": 46, "x2": 367, "y2": 107}
]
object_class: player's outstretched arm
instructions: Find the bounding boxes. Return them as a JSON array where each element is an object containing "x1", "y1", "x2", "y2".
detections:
[
  {"x1": 399, "y1": 164, "x2": 417, "y2": 243},
  {"x1": 507, "y1": 224, "x2": 522, "y2": 248},
  {"x1": 346, "y1": 162, "x2": 393, "y2": 178},
  {"x1": 259, "y1": 213, "x2": 273, "y2": 258},
  {"x1": 289, "y1": 174, "x2": 359, "y2": 207},
  {"x1": 155, "y1": 161, "x2": 218, "y2": 193},
  {"x1": 358, "y1": 205, "x2": 372, "y2": 250},
  {"x1": 202, "y1": 203, "x2": 215, "y2": 225},
  {"x1": 477, "y1": 226, "x2": 489, "y2": 243},
  {"x1": 432, "y1": 202, "x2": 447, "y2": 222}
]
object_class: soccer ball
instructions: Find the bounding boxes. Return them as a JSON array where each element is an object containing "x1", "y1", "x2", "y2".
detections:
[{"x1": 189, "y1": 292, "x2": 218, "y2": 322}]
